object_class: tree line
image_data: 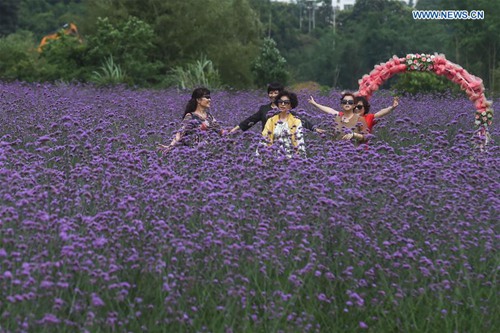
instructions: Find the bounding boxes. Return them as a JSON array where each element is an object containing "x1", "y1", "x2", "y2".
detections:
[{"x1": 0, "y1": 0, "x2": 498, "y2": 93}]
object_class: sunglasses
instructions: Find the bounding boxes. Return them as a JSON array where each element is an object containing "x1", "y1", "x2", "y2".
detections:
[
  {"x1": 355, "y1": 105, "x2": 365, "y2": 110},
  {"x1": 201, "y1": 95, "x2": 211, "y2": 99},
  {"x1": 341, "y1": 100, "x2": 354, "y2": 105},
  {"x1": 277, "y1": 100, "x2": 291, "y2": 105}
]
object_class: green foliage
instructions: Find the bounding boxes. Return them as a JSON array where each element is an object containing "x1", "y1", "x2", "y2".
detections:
[
  {"x1": 493, "y1": 66, "x2": 500, "y2": 95},
  {"x1": 0, "y1": 0, "x2": 20, "y2": 37},
  {"x1": 0, "y1": 31, "x2": 39, "y2": 81},
  {"x1": 287, "y1": 30, "x2": 343, "y2": 87},
  {"x1": 90, "y1": 55, "x2": 127, "y2": 86},
  {"x1": 85, "y1": 17, "x2": 163, "y2": 86},
  {"x1": 439, "y1": 0, "x2": 500, "y2": 92},
  {"x1": 2, "y1": 0, "x2": 499, "y2": 91},
  {"x1": 251, "y1": 37, "x2": 289, "y2": 87},
  {"x1": 84, "y1": 0, "x2": 261, "y2": 88},
  {"x1": 206, "y1": 0, "x2": 261, "y2": 88},
  {"x1": 333, "y1": 1, "x2": 430, "y2": 89},
  {"x1": 165, "y1": 55, "x2": 222, "y2": 90},
  {"x1": 17, "y1": 0, "x2": 84, "y2": 40},
  {"x1": 38, "y1": 32, "x2": 88, "y2": 82},
  {"x1": 392, "y1": 71, "x2": 461, "y2": 95}
]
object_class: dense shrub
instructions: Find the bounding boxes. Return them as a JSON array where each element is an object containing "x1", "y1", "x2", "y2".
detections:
[
  {"x1": 165, "y1": 55, "x2": 223, "y2": 90},
  {"x1": 0, "y1": 31, "x2": 39, "y2": 81},
  {"x1": 37, "y1": 33, "x2": 89, "y2": 82},
  {"x1": 252, "y1": 37, "x2": 290, "y2": 87},
  {"x1": 392, "y1": 71, "x2": 462, "y2": 95},
  {"x1": 85, "y1": 17, "x2": 163, "y2": 86}
]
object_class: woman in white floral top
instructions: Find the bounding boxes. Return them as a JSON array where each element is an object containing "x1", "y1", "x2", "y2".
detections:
[{"x1": 261, "y1": 91, "x2": 306, "y2": 158}]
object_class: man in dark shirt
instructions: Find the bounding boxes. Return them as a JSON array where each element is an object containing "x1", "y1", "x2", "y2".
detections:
[{"x1": 230, "y1": 82, "x2": 321, "y2": 133}]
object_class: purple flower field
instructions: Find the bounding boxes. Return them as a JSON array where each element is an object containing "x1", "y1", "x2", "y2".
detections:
[{"x1": 0, "y1": 82, "x2": 499, "y2": 332}]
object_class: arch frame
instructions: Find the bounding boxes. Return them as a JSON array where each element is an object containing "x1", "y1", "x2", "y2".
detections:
[{"x1": 356, "y1": 53, "x2": 493, "y2": 148}]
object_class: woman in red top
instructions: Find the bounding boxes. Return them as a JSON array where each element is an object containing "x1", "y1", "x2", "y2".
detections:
[{"x1": 353, "y1": 96, "x2": 399, "y2": 132}]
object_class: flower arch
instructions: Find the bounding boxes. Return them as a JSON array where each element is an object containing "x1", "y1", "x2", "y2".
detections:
[{"x1": 356, "y1": 53, "x2": 493, "y2": 148}]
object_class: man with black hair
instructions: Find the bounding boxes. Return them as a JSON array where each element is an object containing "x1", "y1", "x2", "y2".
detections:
[{"x1": 230, "y1": 82, "x2": 322, "y2": 133}]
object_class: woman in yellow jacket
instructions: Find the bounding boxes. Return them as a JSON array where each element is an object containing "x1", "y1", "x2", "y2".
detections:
[{"x1": 261, "y1": 91, "x2": 306, "y2": 158}]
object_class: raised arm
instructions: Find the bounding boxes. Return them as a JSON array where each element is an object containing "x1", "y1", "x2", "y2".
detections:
[
  {"x1": 308, "y1": 96, "x2": 340, "y2": 116},
  {"x1": 374, "y1": 96, "x2": 399, "y2": 119}
]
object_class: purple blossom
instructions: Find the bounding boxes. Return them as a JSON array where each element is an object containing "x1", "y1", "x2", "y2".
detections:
[
  {"x1": 0, "y1": 83, "x2": 497, "y2": 332},
  {"x1": 91, "y1": 293, "x2": 105, "y2": 307}
]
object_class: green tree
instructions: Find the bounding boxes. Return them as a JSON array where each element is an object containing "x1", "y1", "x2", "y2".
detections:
[
  {"x1": 83, "y1": 0, "x2": 261, "y2": 88},
  {"x1": 38, "y1": 32, "x2": 88, "y2": 82},
  {"x1": 0, "y1": 0, "x2": 20, "y2": 36},
  {"x1": 85, "y1": 17, "x2": 163, "y2": 86},
  {"x1": 440, "y1": 0, "x2": 500, "y2": 92},
  {"x1": 324, "y1": 0, "x2": 452, "y2": 89},
  {"x1": 17, "y1": 0, "x2": 84, "y2": 40},
  {"x1": 251, "y1": 37, "x2": 289, "y2": 86},
  {"x1": 392, "y1": 71, "x2": 459, "y2": 95},
  {"x1": 415, "y1": 0, "x2": 444, "y2": 10},
  {"x1": 0, "y1": 31, "x2": 39, "y2": 81}
]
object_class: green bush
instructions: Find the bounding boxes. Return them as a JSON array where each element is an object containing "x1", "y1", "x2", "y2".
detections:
[
  {"x1": 90, "y1": 55, "x2": 127, "y2": 86},
  {"x1": 392, "y1": 71, "x2": 461, "y2": 95},
  {"x1": 38, "y1": 33, "x2": 88, "y2": 82},
  {"x1": 251, "y1": 37, "x2": 289, "y2": 87},
  {"x1": 0, "y1": 31, "x2": 39, "y2": 81},
  {"x1": 165, "y1": 55, "x2": 222, "y2": 90},
  {"x1": 85, "y1": 17, "x2": 163, "y2": 86}
]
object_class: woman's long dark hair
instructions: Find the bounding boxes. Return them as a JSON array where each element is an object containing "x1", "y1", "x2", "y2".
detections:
[{"x1": 182, "y1": 87, "x2": 210, "y2": 119}]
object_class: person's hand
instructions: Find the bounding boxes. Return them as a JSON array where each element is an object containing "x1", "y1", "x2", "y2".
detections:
[
  {"x1": 157, "y1": 144, "x2": 173, "y2": 155},
  {"x1": 308, "y1": 96, "x2": 316, "y2": 105},
  {"x1": 228, "y1": 126, "x2": 240, "y2": 134},
  {"x1": 392, "y1": 96, "x2": 399, "y2": 109},
  {"x1": 342, "y1": 133, "x2": 362, "y2": 141},
  {"x1": 341, "y1": 133, "x2": 354, "y2": 140}
]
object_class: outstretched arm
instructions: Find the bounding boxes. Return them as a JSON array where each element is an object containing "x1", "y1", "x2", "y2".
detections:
[
  {"x1": 374, "y1": 97, "x2": 399, "y2": 119},
  {"x1": 308, "y1": 96, "x2": 340, "y2": 116},
  {"x1": 229, "y1": 125, "x2": 241, "y2": 133},
  {"x1": 157, "y1": 132, "x2": 181, "y2": 154},
  {"x1": 289, "y1": 112, "x2": 324, "y2": 133},
  {"x1": 236, "y1": 107, "x2": 267, "y2": 132},
  {"x1": 157, "y1": 114, "x2": 193, "y2": 154}
]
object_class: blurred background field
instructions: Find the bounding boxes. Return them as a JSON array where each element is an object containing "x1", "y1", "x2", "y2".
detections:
[{"x1": 0, "y1": 0, "x2": 499, "y2": 96}]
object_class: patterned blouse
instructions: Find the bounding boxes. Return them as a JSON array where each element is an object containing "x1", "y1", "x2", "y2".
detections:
[
  {"x1": 262, "y1": 113, "x2": 306, "y2": 158},
  {"x1": 178, "y1": 112, "x2": 223, "y2": 146},
  {"x1": 332, "y1": 113, "x2": 368, "y2": 142}
]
